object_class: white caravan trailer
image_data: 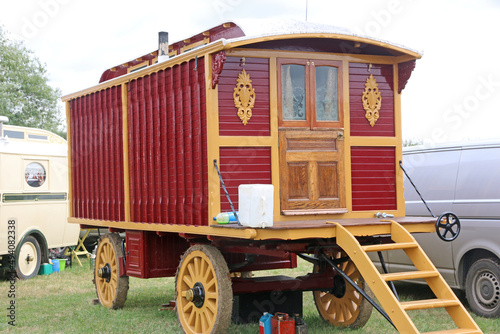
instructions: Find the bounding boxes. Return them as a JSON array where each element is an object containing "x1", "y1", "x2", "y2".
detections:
[{"x1": 0, "y1": 118, "x2": 79, "y2": 279}]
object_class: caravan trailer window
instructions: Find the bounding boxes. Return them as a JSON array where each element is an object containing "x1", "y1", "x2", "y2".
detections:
[{"x1": 25, "y1": 162, "x2": 46, "y2": 187}]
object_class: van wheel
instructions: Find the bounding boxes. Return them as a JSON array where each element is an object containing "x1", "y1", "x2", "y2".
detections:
[
  {"x1": 465, "y1": 258, "x2": 500, "y2": 317},
  {"x1": 16, "y1": 236, "x2": 42, "y2": 279}
]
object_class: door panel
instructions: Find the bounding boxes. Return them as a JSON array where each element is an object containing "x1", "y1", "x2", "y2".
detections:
[{"x1": 279, "y1": 130, "x2": 345, "y2": 214}]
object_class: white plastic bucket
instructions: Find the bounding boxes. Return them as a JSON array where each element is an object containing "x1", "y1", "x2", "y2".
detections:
[{"x1": 238, "y1": 184, "x2": 274, "y2": 228}]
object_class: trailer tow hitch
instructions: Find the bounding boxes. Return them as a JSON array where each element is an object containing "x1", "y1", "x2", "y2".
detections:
[{"x1": 319, "y1": 252, "x2": 397, "y2": 330}]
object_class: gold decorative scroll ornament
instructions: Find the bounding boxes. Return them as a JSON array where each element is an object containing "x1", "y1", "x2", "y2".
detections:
[
  {"x1": 362, "y1": 73, "x2": 382, "y2": 127},
  {"x1": 233, "y1": 68, "x2": 255, "y2": 125}
]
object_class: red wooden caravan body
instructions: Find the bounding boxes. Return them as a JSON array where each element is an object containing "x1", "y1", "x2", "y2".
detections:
[{"x1": 63, "y1": 21, "x2": 482, "y2": 334}]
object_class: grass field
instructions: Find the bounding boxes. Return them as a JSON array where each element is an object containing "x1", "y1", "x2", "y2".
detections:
[{"x1": 0, "y1": 256, "x2": 498, "y2": 333}]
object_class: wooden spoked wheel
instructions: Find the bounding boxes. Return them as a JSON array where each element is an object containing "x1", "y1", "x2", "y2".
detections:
[
  {"x1": 176, "y1": 245, "x2": 232, "y2": 334},
  {"x1": 313, "y1": 251, "x2": 373, "y2": 328},
  {"x1": 94, "y1": 233, "x2": 129, "y2": 309}
]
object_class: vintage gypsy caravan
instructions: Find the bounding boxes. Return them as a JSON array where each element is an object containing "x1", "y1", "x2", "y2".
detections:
[{"x1": 62, "y1": 21, "x2": 482, "y2": 333}]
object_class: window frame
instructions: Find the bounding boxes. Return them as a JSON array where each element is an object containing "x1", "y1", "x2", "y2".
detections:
[{"x1": 277, "y1": 58, "x2": 343, "y2": 129}]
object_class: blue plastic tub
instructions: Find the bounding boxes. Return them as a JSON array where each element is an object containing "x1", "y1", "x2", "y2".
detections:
[{"x1": 51, "y1": 259, "x2": 60, "y2": 273}]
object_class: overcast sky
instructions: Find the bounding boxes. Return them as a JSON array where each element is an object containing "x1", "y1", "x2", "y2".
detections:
[{"x1": 1, "y1": 0, "x2": 499, "y2": 143}]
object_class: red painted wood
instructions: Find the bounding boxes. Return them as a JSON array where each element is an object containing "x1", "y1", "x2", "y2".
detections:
[
  {"x1": 69, "y1": 86, "x2": 124, "y2": 221},
  {"x1": 125, "y1": 230, "x2": 190, "y2": 278},
  {"x1": 127, "y1": 58, "x2": 208, "y2": 226},
  {"x1": 218, "y1": 147, "x2": 272, "y2": 212},
  {"x1": 351, "y1": 146, "x2": 397, "y2": 211},
  {"x1": 349, "y1": 63, "x2": 395, "y2": 137},
  {"x1": 218, "y1": 57, "x2": 270, "y2": 136}
]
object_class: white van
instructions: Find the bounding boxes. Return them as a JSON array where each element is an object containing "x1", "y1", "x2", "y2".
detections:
[
  {"x1": 376, "y1": 140, "x2": 500, "y2": 317},
  {"x1": 0, "y1": 119, "x2": 79, "y2": 279}
]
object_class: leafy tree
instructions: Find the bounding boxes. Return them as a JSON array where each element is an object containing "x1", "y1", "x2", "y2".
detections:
[{"x1": 0, "y1": 26, "x2": 64, "y2": 137}]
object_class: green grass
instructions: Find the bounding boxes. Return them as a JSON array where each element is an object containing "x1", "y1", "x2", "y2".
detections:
[{"x1": 0, "y1": 257, "x2": 498, "y2": 333}]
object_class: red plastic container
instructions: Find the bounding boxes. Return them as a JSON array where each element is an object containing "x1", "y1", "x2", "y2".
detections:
[{"x1": 271, "y1": 312, "x2": 295, "y2": 334}]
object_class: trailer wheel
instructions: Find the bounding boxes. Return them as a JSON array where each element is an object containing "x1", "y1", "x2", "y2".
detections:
[
  {"x1": 313, "y1": 251, "x2": 373, "y2": 328},
  {"x1": 94, "y1": 233, "x2": 129, "y2": 309},
  {"x1": 176, "y1": 245, "x2": 232, "y2": 334},
  {"x1": 16, "y1": 235, "x2": 42, "y2": 279}
]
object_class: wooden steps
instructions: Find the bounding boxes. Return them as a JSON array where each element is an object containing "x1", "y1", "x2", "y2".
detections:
[
  {"x1": 334, "y1": 221, "x2": 482, "y2": 334},
  {"x1": 421, "y1": 329, "x2": 483, "y2": 334}
]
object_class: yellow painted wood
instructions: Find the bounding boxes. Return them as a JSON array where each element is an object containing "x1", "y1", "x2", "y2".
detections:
[
  {"x1": 205, "y1": 53, "x2": 221, "y2": 225},
  {"x1": 67, "y1": 217, "x2": 435, "y2": 242},
  {"x1": 334, "y1": 221, "x2": 482, "y2": 333},
  {"x1": 65, "y1": 101, "x2": 73, "y2": 218},
  {"x1": 362, "y1": 242, "x2": 417, "y2": 252},
  {"x1": 342, "y1": 60, "x2": 353, "y2": 214},
  {"x1": 421, "y1": 330, "x2": 482, "y2": 334},
  {"x1": 381, "y1": 270, "x2": 438, "y2": 281},
  {"x1": 387, "y1": 221, "x2": 482, "y2": 331},
  {"x1": 121, "y1": 83, "x2": 131, "y2": 222},
  {"x1": 334, "y1": 222, "x2": 419, "y2": 333},
  {"x1": 401, "y1": 299, "x2": 460, "y2": 311},
  {"x1": 393, "y1": 63, "x2": 405, "y2": 216},
  {"x1": 269, "y1": 56, "x2": 281, "y2": 222},
  {"x1": 223, "y1": 33, "x2": 422, "y2": 59}
]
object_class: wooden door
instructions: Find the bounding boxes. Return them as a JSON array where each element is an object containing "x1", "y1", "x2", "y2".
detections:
[
  {"x1": 277, "y1": 58, "x2": 345, "y2": 215},
  {"x1": 279, "y1": 130, "x2": 345, "y2": 214}
]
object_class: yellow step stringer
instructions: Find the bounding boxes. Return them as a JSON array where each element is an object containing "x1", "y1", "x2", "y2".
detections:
[{"x1": 334, "y1": 221, "x2": 482, "y2": 334}]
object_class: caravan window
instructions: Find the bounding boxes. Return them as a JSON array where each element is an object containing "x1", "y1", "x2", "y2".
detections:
[{"x1": 25, "y1": 162, "x2": 46, "y2": 188}]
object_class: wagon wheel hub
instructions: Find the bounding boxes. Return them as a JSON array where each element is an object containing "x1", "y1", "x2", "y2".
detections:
[
  {"x1": 331, "y1": 274, "x2": 347, "y2": 298},
  {"x1": 97, "y1": 263, "x2": 112, "y2": 282},
  {"x1": 186, "y1": 282, "x2": 205, "y2": 308}
]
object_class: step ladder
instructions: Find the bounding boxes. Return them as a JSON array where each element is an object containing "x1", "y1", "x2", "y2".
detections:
[{"x1": 334, "y1": 221, "x2": 482, "y2": 334}]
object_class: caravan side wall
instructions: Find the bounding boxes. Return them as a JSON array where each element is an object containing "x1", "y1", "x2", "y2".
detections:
[{"x1": 69, "y1": 58, "x2": 208, "y2": 226}]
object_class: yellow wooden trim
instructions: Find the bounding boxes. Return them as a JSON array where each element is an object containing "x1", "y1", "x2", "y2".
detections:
[
  {"x1": 205, "y1": 52, "x2": 221, "y2": 223},
  {"x1": 227, "y1": 48, "x2": 401, "y2": 65},
  {"x1": 180, "y1": 37, "x2": 209, "y2": 54},
  {"x1": 121, "y1": 84, "x2": 131, "y2": 222},
  {"x1": 342, "y1": 60, "x2": 352, "y2": 213},
  {"x1": 224, "y1": 33, "x2": 422, "y2": 59},
  {"x1": 218, "y1": 136, "x2": 273, "y2": 147},
  {"x1": 68, "y1": 217, "x2": 434, "y2": 241},
  {"x1": 269, "y1": 56, "x2": 281, "y2": 222},
  {"x1": 127, "y1": 61, "x2": 148, "y2": 74},
  {"x1": 62, "y1": 40, "x2": 225, "y2": 102},
  {"x1": 65, "y1": 101, "x2": 73, "y2": 218},
  {"x1": 350, "y1": 136, "x2": 399, "y2": 147},
  {"x1": 393, "y1": 63, "x2": 405, "y2": 216},
  {"x1": 69, "y1": 217, "x2": 258, "y2": 240}
]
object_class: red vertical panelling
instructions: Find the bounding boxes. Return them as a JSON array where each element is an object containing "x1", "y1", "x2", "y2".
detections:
[
  {"x1": 128, "y1": 58, "x2": 208, "y2": 225},
  {"x1": 218, "y1": 57, "x2": 270, "y2": 136},
  {"x1": 70, "y1": 86, "x2": 125, "y2": 221},
  {"x1": 218, "y1": 147, "x2": 272, "y2": 212},
  {"x1": 351, "y1": 146, "x2": 397, "y2": 211},
  {"x1": 349, "y1": 63, "x2": 394, "y2": 136}
]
